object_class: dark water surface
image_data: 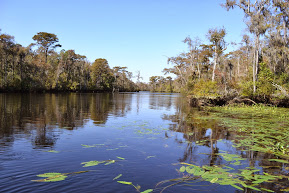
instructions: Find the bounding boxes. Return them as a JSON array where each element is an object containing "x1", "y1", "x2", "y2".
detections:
[{"x1": 0, "y1": 92, "x2": 288, "y2": 193}]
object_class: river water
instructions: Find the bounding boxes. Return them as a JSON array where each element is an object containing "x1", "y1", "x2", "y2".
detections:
[{"x1": 0, "y1": 92, "x2": 288, "y2": 193}]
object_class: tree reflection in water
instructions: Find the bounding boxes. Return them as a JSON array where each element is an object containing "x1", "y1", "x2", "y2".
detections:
[{"x1": 0, "y1": 93, "x2": 133, "y2": 149}]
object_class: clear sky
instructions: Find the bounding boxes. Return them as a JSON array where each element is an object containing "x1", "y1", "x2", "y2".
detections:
[{"x1": 0, "y1": 0, "x2": 247, "y2": 82}]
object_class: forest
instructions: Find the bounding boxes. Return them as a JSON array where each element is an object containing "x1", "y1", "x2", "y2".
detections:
[
  {"x1": 1, "y1": 0, "x2": 289, "y2": 99},
  {"x1": 0, "y1": 31, "x2": 145, "y2": 92},
  {"x1": 148, "y1": 0, "x2": 289, "y2": 100}
]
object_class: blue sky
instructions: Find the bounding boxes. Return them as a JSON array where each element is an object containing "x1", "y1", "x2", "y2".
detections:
[{"x1": 0, "y1": 0, "x2": 246, "y2": 82}]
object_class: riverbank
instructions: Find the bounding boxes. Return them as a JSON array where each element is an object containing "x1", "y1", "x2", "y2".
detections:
[
  {"x1": 0, "y1": 88, "x2": 140, "y2": 93},
  {"x1": 188, "y1": 94, "x2": 289, "y2": 108}
]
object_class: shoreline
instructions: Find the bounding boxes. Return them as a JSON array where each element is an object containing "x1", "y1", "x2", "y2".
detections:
[{"x1": 188, "y1": 95, "x2": 289, "y2": 108}]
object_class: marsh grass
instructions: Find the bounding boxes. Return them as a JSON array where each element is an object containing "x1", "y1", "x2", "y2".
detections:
[
  {"x1": 203, "y1": 104, "x2": 289, "y2": 158},
  {"x1": 161, "y1": 104, "x2": 289, "y2": 192}
]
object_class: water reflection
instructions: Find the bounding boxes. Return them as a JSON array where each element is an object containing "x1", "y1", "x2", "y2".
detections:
[
  {"x1": 149, "y1": 93, "x2": 175, "y2": 110},
  {"x1": 0, "y1": 93, "x2": 134, "y2": 148},
  {"x1": 1, "y1": 93, "x2": 289, "y2": 192},
  {"x1": 160, "y1": 97, "x2": 289, "y2": 192}
]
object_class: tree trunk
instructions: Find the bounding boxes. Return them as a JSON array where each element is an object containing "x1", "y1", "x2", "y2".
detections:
[
  {"x1": 4, "y1": 55, "x2": 7, "y2": 88},
  {"x1": 253, "y1": 48, "x2": 256, "y2": 93},
  {"x1": 237, "y1": 57, "x2": 240, "y2": 79},
  {"x1": 45, "y1": 48, "x2": 48, "y2": 63},
  {"x1": 212, "y1": 46, "x2": 217, "y2": 81},
  {"x1": 197, "y1": 53, "x2": 201, "y2": 79}
]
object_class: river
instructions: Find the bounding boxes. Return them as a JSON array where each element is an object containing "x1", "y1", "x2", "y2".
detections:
[{"x1": 0, "y1": 92, "x2": 288, "y2": 192}]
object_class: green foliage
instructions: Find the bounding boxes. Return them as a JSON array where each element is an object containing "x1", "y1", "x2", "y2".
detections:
[
  {"x1": 35, "y1": 174, "x2": 67, "y2": 182},
  {"x1": 113, "y1": 174, "x2": 123, "y2": 180},
  {"x1": 81, "y1": 160, "x2": 107, "y2": 167},
  {"x1": 206, "y1": 105, "x2": 289, "y2": 158},
  {"x1": 0, "y1": 31, "x2": 138, "y2": 92},
  {"x1": 90, "y1": 58, "x2": 115, "y2": 91},
  {"x1": 81, "y1": 157, "x2": 125, "y2": 167},
  {"x1": 43, "y1": 150, "x2": 59, "y2": 153},
  {"x1": 256, "y1": 63, "x2": 275, "y2": 96},
  {"x1": 32, "y1": 32, "x2": 61, "y2": 63},
  {"x1": 117, "y1": 181, "x2": 133, "y2": 185},
  {"x1": 32, "y1": 32, "x2": 60, "y2": 50},
  {"x1": 37, "y1": 173, "x2": 62, "y2": 178},
  {"x1": 239, "y1": 80, "x2": 254, "y2": 96},
  {"x1": 240, "y1": 64, "x2": 276, "y2": 96},
  {"x1": 178, "y1": 162, "x2": 280, "y2": 192},
  {"x1": 279, "y1": 73, "x2": 289, "y2": 87},
  {"x1": 81, "y1": 144, "x2": 105, "y2": 148},
  {"x1": 141, "y1": 189, "x2": 153, "y2": 193},
  {"x1": 117, "y1": 181, "x2": 153, "y2": 193},
  {"x1": 32, "y1": 171, "x2": 88, "y2": 182},
  {"x1": 189, "y1": 80, "x2": 219, "y2": 97}
]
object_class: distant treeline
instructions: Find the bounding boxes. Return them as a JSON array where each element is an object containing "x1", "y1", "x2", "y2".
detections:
[
  {"x1": 148, "y1": 0, "x2": 289, "y2": 98},
  {"x1": 0, "y1": 31, "x2": 149, "y2": 92}
]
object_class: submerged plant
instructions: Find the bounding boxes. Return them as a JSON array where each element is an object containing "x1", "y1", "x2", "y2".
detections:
[{"x1": 81, "y1": 144, "x2": 105, "y2": 148}]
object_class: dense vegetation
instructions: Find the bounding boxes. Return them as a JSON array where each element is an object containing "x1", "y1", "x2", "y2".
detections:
[
  {"x1": 1, "y1": 0, "x2": 289, "y2": 97},
  {"x1": 0, "y1": 31, "x2": 140, "y2": 92},
  {"x1": 149, "y1": 0, "x2": 289, "y2": 98}
]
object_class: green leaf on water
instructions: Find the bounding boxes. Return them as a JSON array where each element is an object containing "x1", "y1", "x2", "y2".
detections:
[
  {"x1": 179, "y1": 166, "x2": 186, "y2": 172},
  {"x1": 113, "y1": 174, "x2": 122, "y2": 180},
  {"x1": 145, "y1": 156, "x2": 155, "y2": 160},
  {"x1": 261, "y1": 188, "x2": 275, "y2": 192},
  {"x1": 246, "y1": 185, "x2": 261, "y2": 191},
  {"x1": 231, "y1": 184, "x2": 244, "y2": 190},
  {"x1": 117, "y1": 156, "x2": 125, "y2": 160},
  {"x1": 268, "y1": 159, "x2": 289, "y2": 163},
  {"x1": 210, "y1": 178, "x2": 218, "y2": 183},
  {"x1": 33, "y1": 171, "x2": 88, "y2": 182},
  {"x1": 105, "y1": 160, "x2": 116, "y2": 165},
  {"x1": 81, "y1": 144, "x2": 96, "y2": 148},
  {"x1": 43, "y1": 175, "x2": 67, "y2": 182},
  {"x1": 81, "y1": 160, "x2": 106, "y2": 167},
  {"x1": 37, "y1": 173, "x2": 62, "y2": 177},
  {"x1": 44, "y1": 150, "x2": 59, "y2": 153},
  {"x1": 117, "y1": 181, "x2": 133, "y2": 185},
  {"x1": 141, "y1": 189, "x2": 153, "y2": 193},
  {"x1": 32, "y1": 173, "x2": 67, "y2": 182}
]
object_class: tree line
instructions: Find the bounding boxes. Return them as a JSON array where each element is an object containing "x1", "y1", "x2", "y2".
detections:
[
  {"x1": 0, "y1": 31, "x2": 140, "y2": 92},
  {"x1": 149, "y1": 0, "x2": 289, "y2": 98}
]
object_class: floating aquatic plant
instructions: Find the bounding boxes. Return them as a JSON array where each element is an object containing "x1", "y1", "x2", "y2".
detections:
[
  {"x1": 117, "y1": 181, "x2": 153, "y2": 193},
  {"x1": 145, "y1": 156, "x2": 155, "y2": 160},
  {"x1": 217, "y1": 153, "x2": 246, "y2": 166},
  {"x1": 32, "y1": 171, "x2": 88, "y2": 182},
  {"x1": 81, "y1": 144, "x2": 105, "y2": 148},
  {"x1": 81, "y1": 160, "x2": 107, "y2": 167},
  {"x1": 175, "y1": 162, "x2": 283, "y2": 192},
  {"x1": 43, "y1": 150, "x2": 59, "y2": 153},
  {"x1": 113, "y1": 174, "x2": 122, "y2": 180},
  {"x1": 81, "y1": 157, "x2": 125, "y2": 167},
  {"x1": 201, "y1": 105, "x2": 289, "y2": 159}
]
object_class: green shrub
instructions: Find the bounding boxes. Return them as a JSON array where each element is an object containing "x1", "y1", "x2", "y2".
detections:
[
  {"x1": 256, "y1": 63, "x2": 274, "y2": 96},
  {"x1": 189, "y1": 79, "x2": 219, "y2": 97}
]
